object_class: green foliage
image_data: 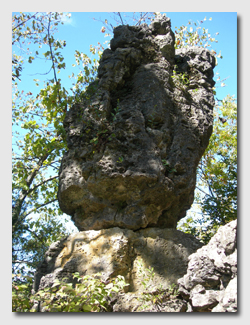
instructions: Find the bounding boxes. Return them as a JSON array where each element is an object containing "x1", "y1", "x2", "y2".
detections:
[
  {"x1": 199, "y1": 96, "x2": 237, "y2": 231},
  {"x1": 12, "y1": 12, "x2": 69, "y2": 81},
  {"x1": 12, "y1": 274, "x2": 34, "y2": 312},
  {"x1": 171, "y1": 66, "x2": 189, "y2": 89},
  {"x1": 117, "y1": 156, "x2": 124, "y2": 164},
  {"x1": 137, "y1": 262, "x2": 179, "y2": 311},
  {"x1": 162, "y1": 160, "x2": 177, "y2": 174},
  {"x1": 110, "y1": 99, "x2": 120, "y2": 123},
  {"x1": 70, "y1": 48, "x2": 102, "y2": 101},
  {"x1": 12, "y1": 214, "x2": 72, "y2": 277},
  {"x1": 12, "y1": 265, "x2": 183, "y2": 312},
  {"x1": 174, "y1": 16, "x2": 220, "y2": 52},
  {"x1": 12, "y1": 12, "x2": 87, "y2": 277},
  {"x1": 178, "y1": 95, "x2": 237, "y2": 243},
  {"x1": 147, "y1": 113, "x2": 157, "y2": 128},
  {"x1": 12, "y1": 272, "x2": 129, "y2": 312},
  {"x1": 138, "y1": 262, "x2": 156, "y2": 292}
]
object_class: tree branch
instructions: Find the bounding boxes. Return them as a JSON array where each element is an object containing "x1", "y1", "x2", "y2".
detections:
[
  {"x1": 135, "y1": 12, "x2": 149, "y2": 26},
  {"x1": 24, "y1": 227, "x2": 46, "y2": 245},
  {"x1": 23, "y1": 198, "x2": 58, "y2": 219},
  {"x1": 27, "y1": 175, "x2": 58, "y2": 195},
  {"x1": 118, "y1": 12, "x2": 124, "y2": 25},
  {"x1": 47, "y1": 13, "x2": 62, "y2": 104},
  {"x1": 12, "y1": 151, "x2": 51, "y2": 231},
  {"x1": 12, "y1": 12, "x2": 39, "y2": 32},
  {"x1": 12, "y1": 259, "x2": 37, "y2": 266}
]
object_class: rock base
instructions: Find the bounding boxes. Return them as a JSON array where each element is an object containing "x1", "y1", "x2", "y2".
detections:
[{"x1": 34, "y1": 227, "x2": 202, "y2": 296}]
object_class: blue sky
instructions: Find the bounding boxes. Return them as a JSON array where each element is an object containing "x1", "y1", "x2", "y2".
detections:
[{"x1": 13, "y1": 12, "x2": 237, "y2": 103}]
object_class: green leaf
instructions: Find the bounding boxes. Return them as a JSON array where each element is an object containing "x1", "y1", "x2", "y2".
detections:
[
  {"x1": 83, "y1": 304, "x2": 92, "y2": 312},
  {"x1": 28, "y1": 56, "x2": 34, "y2": 63}
]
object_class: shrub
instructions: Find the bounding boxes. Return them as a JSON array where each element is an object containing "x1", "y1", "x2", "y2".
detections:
[{"x1": 12, "y1": 272, "x2": 129, "y2": 312}]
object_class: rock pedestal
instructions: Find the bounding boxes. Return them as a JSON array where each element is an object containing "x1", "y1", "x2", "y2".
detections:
[
  {"x1": 57, "y1": 15, "x2": 215, "y2": 231},
  {"x1": 33, "y1": 226, "x2": 203, "y2": 312},
  {"x1": 33, "y1": 221, "x2": 237, "y2": 312},
  {"x1": 34, "y1": 227, "x2": 202, "y2": 293}
]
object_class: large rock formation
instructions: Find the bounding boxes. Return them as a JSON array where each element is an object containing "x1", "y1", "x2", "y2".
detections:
[
  {"x1": 178, "y1": 220, "x2": 237, "y2": 312},
  {"x1": 57, "y1": 15, "x2": 216, "y2": 231}
]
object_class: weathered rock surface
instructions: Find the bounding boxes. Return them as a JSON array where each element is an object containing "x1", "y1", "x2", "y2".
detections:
[
  {"x1": 178, "y1": 220, "x2": 237, "y2": 312},
  {"x1": 112, "y1": 293, "x2": 187, "y2": 312},
  {"x1": 57, "y1": 15, "x2": 216, "y2": 231},
  {"x1": 33, "y1": 221, "x2": 237, "y2": 312},
  {"x1": 33, "y1": 227, "x2": 202, "y2": 298}
]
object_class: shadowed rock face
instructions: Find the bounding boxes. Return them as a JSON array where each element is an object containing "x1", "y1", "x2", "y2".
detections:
[{"x1": 58, "y1": 15, "x2": 216, "y2": 231}]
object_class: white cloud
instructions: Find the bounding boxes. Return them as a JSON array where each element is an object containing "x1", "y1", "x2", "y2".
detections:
[{"x1": 61, "y1": 13, "x2": 76, "y2": 27}]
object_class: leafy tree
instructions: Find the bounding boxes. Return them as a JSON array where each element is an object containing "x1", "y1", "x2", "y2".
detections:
[
  {"x1": 174, "y1": 16, "x2": 220, "y2": 52},
  {"x1": 178, "y1": 95, "x2": 237, "y2": 243},
  {"x1": 173, "y1": 15, "x2": 237, "y2": 243},
  {"x1": 12, "y1": 12, "x2": 91, "y2": 276},
  {"x1": 12, "y1": 12, "x2": 68, "y2": 81},
  {"x1": 12, "y1": 11, "x2": 154, "y2": 277},
  {"x1": 12, "y1": 274, "x2": 34, "y2": 312}
]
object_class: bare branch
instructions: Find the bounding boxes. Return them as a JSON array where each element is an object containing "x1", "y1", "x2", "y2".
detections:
[
  {"x1": 118, "y1": 12, "x2": 124, "y2": 25},
  {"x1": 196, "y1": 186, "x2": 210, "y2": 196},
  {"x1": 135, "y1": 12, "x2": 149, "y2": 26},
  {"x1": 12, "y1": 259, "x2": 37, "y2": 266}
]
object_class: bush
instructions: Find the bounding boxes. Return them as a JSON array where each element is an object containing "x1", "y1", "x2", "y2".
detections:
[{"x1": 12, "y1": 272, "x2": 129, "y2": 312}]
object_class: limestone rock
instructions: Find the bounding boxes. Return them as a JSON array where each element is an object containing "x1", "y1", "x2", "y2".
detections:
[
  {"x1": 33, "y1": 227, "x2": 202, "y2": 298},
  {"x1": 57, "y1": 15, "x2": 216, "y2": 231},
  {"x1": 178, "y1": 220, "x2": 237, "y2": 312},
  {"x1": 212, "y1": 277, "x2": 237, "y2": 312}
]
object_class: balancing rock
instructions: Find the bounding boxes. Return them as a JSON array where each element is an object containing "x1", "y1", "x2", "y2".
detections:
[{"x1": 57, "y1": 15, "x2": 215, "y2": 231}]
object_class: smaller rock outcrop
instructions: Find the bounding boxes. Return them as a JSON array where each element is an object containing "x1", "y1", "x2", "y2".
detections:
[
  {"x1": 33, "y1": 221, "x2": 237, "y2": 312},
  {"x1": 178, "y1": 220, "x2": 237, "y2": 312},
  {"x1": 33, "y1": 227, "x2": 202, "y2": 300}
]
